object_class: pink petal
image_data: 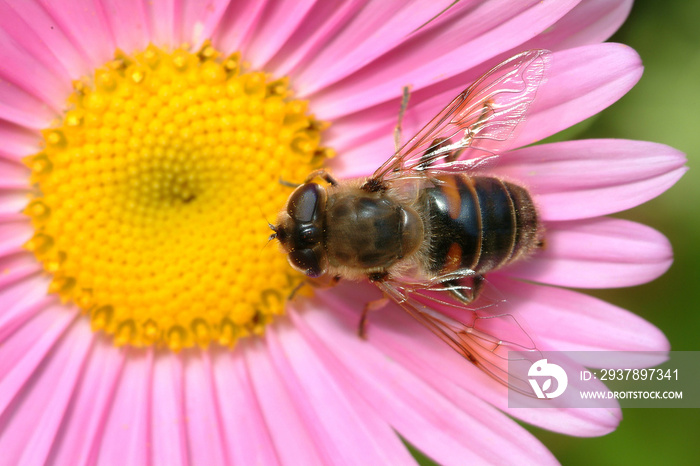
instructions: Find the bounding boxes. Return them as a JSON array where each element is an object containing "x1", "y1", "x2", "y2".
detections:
[
  {"x1": 0, "y1": 217, "x2": 32, "y2": 255},
  {"x1": 292, "y1": 299, "x2": 560, "y2": 464},
  {"x1": 96, "y1": 348, "x2": 153, "y2": 466},
  {"x1": 30, "y1": 0, "x2": 116, "y2": 69},
  {"x1": 0, "y1": 77, "x2": 58, "y2": 128},
  {"x1": 99, "y1": 0, "x2": 152, "y2": 53},
  {"x1": 182, "y1": 351, "x2": 229, "y2": 465},
  {"x1": 0, "y1": 305, "x2": 75, "y2": 434},
  {"x1": 212, "y1": 0, "x2": 268, "y2": 53},
  {"x1": 329, "y1": 43, "x2": 644, "y2": 179},
  {"x1": 242, "y1": 0, "x2": 317, "y2": 70},
  {"x1": 7, "y1": 323, "x2": 93, "y2": 465},
  {"x1": 313, "y1": 283, "x2": 622, "y2": 437},
  {"x1": 309, "y1": 0, "x2": 578, "y2": 119},
  {"x1": 503, "y1": 217, "x2": 673, "y2": 288},
  {"x1": 0, "y1": 273, "x2": 51, "y2": 343},
  {"x1": 489, "y1": 139, "x2": 687, "y2": 220},
  {"x1": 47, "y1": 338, "x2": 127, "y2": 465},
  {"x1": 0, "y1": 191, "x2": 29, "y2": 216},
  {"x1": 0, "y1": 122, "x2": 41, "y2": 162},
  {"x1": 267, "y1": 0, "x2": 367, "y2": 77},
  {"x1": 515, "y1": 42, "x2": 643, "y2": 146},
  {"x1": 181, "y1": 0, "x2": 232, "y2": 47},
  {"x1": 151, "y1": 352, "x2": 189, "y2": 466},
  {"x1": 0, "y1": 158, "x2": 28, "y2": 189},
  {"x1": 211, "y1": 349, "x2": 280, "y2": 465},
  {"x1": 537, "y1": 167, "x2": 686, "y2": 221},
  {"x1": 0, "y1": 250, "x2": 41, "y2": 289},
  {"x1": 243, "y1": 338, "x2": 324, "y2": 464},
  {"x1": 489, "y1": 276, "x2": 670, "y2": 352},
  {"x1": 524, "y1": 0, "x2": 633, "y2": 50},
  {"x1": 0, "y1": 0, "x2": 90, "y2": 88},
  {"x1": 0, "y1": 18, "x2": 66, "y2": 118},
  {"x1": 323, "y1": 0, "x2": 630, "y2": 157},
  {"x1": 295, "y1": 0, "x2": 459, "y2": 97},
  {"x1": 142, "y1": 0, "x2": 180, "y2": 48},
  {"x1": 267, "y1": 319, "x2": 416, "y2": 464}
]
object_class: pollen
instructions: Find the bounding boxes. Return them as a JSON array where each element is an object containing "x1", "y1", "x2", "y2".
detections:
[{"x1": 23, "y1": 42, "x2": 330, "y2": 350}]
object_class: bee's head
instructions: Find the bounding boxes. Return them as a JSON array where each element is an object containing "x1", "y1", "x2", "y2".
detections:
[{"x1": 273, "y1": 183, "x2": 328, "y2": 278}]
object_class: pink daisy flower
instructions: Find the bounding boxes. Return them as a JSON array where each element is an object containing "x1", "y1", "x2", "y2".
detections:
[{"x1": 0, "y1": 0, "x2": 686, "y2": 465}]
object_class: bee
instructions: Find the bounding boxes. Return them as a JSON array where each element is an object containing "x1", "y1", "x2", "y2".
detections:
[{"x1": 272, "y1": 50, "x2": 550, "y2": 392}]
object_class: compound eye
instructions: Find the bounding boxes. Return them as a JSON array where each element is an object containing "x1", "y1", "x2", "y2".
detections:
[
  {"x1": 288, "y1": 248, "x2": 325, "y2": 278},
  {"x1": 288, "y1": 183, "x2": 324, "y2": 222}
]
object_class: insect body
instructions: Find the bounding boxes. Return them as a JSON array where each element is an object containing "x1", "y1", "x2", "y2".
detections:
[
  {"x1": 273, "y1": 50, "x2": 550, "y2": 391},
  {"x1": 419, "y1": 174, "x2": 539, "y2": 280},
  {"x1": 275, "y1": 174, "x2": 539, "y2": 291}
]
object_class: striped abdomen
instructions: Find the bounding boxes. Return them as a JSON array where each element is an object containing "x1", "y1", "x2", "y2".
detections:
[{"x1": 420, "y1": 175, "x2": 540, "y2": 275}]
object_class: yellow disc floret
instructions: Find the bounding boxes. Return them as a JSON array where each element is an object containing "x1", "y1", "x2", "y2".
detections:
[{"x1": 23, "y1": 42, "x2": 331, "y2": 350}]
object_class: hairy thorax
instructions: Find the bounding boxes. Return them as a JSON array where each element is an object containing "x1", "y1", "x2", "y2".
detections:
[{"x1": 324, "y1": 186, "x2": 423, "y2": 275}]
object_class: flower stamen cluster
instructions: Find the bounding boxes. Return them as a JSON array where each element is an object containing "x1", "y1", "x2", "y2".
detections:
[{"x1": 23, "y1": 42, "x2": 330, "y2": 350}]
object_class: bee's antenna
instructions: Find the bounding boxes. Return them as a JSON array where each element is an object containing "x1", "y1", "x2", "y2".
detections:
[
  {"x1": 279, "y1": 177, "x2": 300, "y2": 188},
  {"x1": 260, "y1": 223, "x2": 278, "y2": 253},
  {"x1": 268, "y1": 222, "x2": 278, "y2": 242},
  {"x1": 256, "y1": 205, "x2": 279, "y2": 248}
]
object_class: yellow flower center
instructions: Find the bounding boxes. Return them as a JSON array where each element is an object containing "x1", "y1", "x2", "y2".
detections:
[{"x1": 23, "y1": 42, "x2": 330, "y2": 351}]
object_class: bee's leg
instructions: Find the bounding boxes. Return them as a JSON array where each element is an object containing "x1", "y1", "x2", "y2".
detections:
[
  {"x1": 460, "y1": 99, "x2": 494, "y2": 154},
  {"x1": 394, "y1": 86, "x2": 411, "y2": 153},
  {"x1": 443, "y1": 274, "x2": 485, "y2": 303},
  {"x1": 279, "y1": 177, "x2": 300, "y2": 188},
  {"x1": 279, "y1": 169, "x2": 339, "y2": 188},
  {"x1": 303, "y1": 169, "x2": 339, "y2": 186},
  {"x1": 288, "y1": 275, "x2": 341, "y2": 300},
  {"x1": 358, "y1": 297, "x2": 390, "y2": 339},
  {"x1": 358, "y1": 271, "x2": 391, "y2": 339},
  {"x1": 445, "y1": 146, "x2": 466, "y2": 163},
  {"x1": 287, "y1": 281, "x2": 306, "y2": 300},
  {"x1": 428, "y1": 102, "x2": 496, "y2": 165},
  {"x1": 419, "y1": 137, "x2": 452, "y2": 168}
]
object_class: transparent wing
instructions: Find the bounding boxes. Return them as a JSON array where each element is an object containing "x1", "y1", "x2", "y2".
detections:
[
  {"x1": 372, "y1": 49, "x2": 551, "y2": 182},
  {"x1": 375, "y1": 274, "x2": 542, "y2": 396}
]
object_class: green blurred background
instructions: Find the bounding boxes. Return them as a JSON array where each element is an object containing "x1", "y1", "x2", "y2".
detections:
[{"x1": 534, "y1": 1, "x2": 700, "y2": 464}]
